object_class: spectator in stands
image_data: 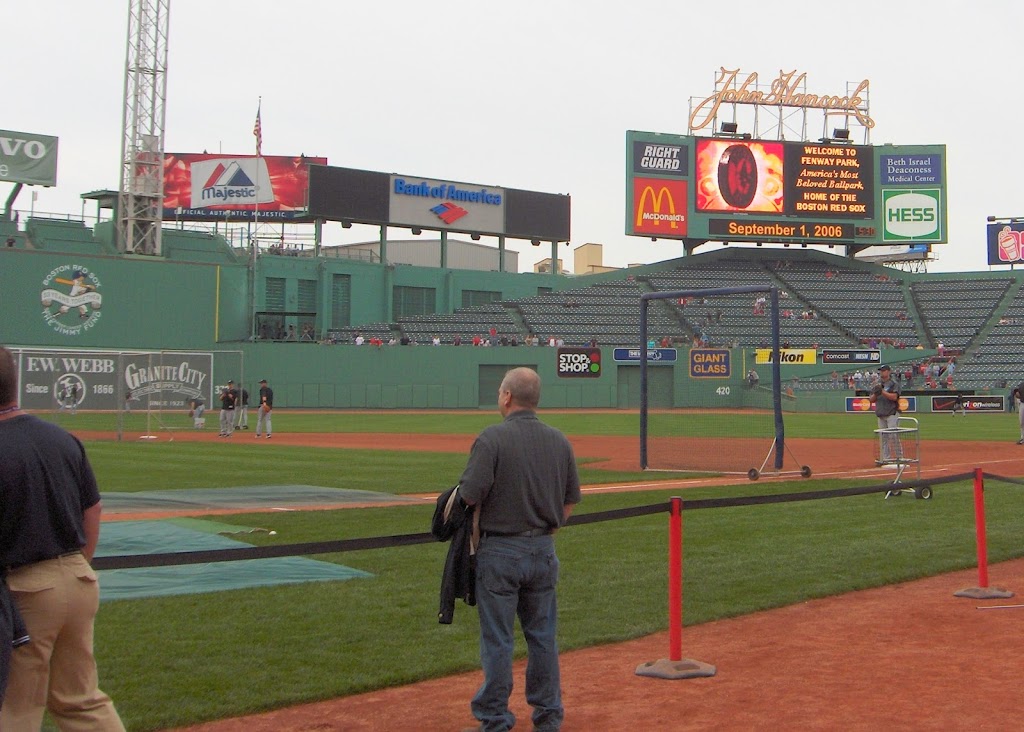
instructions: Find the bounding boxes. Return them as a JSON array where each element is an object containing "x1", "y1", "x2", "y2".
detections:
[
  {"x1": 588, "y1": 337, "x2": 598, "y2": 348},
  {"x1": 453, "y1": 334, "x2": 462, "y2": 346},
  {"x1": 831, "y1": 370, "x2": 840, "y2": 387},
  {"x1": 510, "y1": 335, "x2": 518, "y2": 346},
  {"x1": 400, "y1": 335, "x2": 411, "y2": 346},
  {"x1": 853, "y1": 370, "x2": 864, "y2": 390},
  {"x1": 432, "y1": 334, "x2": 441, "y2": 346},
  {"x1": 499, "y1": 335, "x2": 509, "y2": 346},
  {"x1": 548, "y1": 337, "x2": 557, "y2": 347},
  {"x1": 746, "y1": 369, "x2": 760, "y2": 389},
  {"x1": 937, "y1": 341, "x2": 945, "y2": 357},
  {"x1": 659, "y1": 336, "x2": 671, "y2": 348},
  {"x1": 4, "y1": 236, "x2": 14, "y2": 248},
  {"x1": 388, "y1": 336, "x2": 397, "y2": 346},
  {"x1": 354, "y1": 331, "x2": 365, "y2": 346},
  {"x1": 300, "y1": 324, "x2": 314, "y2": 341},
  {"x1": 285, "y1": 325, "x2": 297, "y2": 341}
]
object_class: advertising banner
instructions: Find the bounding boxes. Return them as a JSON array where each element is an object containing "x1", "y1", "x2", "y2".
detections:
[
  {"x1": 821, "y1": 349, "x2": 881, "y2": 365},
  {"x1": 987, "y1": 222, "x2": 1024, "y2": 265},
  {"x1": 931, "y1": 394, "x2": 1003, "y2": 413},
  {"x1": 846, "y1": 395, "x2": 917, "y2": 413},
  {"x1": 612, "y1": 347, "x2": 678, "y2": 363},
  {"x1": 388, "y1": 175, "x2": 505, "y2": 234},
  {"x1": 625, "y1": 130, "x2": 946, "y2": 248},
  {"x1": 0, "y1": 128, "x2": 58, "y2": 186},
  {"x1": 689, "y1": 349, "x2": 731, "y2": 377},
  {"x1": 754, "y1": 348, "x2": 817, "y2": 365},
  {"x1": 556, "y1": 347, "x2": 602, "y2": 377},
  {"x1": 162, "y1": 153, "x2": 327, "y2": 221},
  {"x1": 18, "y1": 350, "x2": 213, "y2": 411}
]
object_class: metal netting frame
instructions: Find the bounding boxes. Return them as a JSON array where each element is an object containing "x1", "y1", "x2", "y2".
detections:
[{"x1": 639, "y1": 285, "x2": 783, "y2": 472}]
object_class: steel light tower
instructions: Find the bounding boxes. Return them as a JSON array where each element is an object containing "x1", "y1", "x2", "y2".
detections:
[{"x1": 117, "y1": 0, "x2": 170, "y2": 255}]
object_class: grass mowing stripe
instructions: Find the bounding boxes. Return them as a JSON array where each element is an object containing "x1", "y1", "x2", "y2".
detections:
[
  {"x1": 93, "y1": 476, "x2": 1024, "y2": 730},
  {"x1": 40, "y1": 409, "x2": 1024, "y2": 441}
]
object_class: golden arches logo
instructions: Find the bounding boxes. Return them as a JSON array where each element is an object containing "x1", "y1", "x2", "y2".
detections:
[{"x1": 636, "y1": 185, "x2": 681, "y2": 229}]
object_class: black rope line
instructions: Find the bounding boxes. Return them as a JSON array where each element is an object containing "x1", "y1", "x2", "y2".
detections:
[{"x1": 92, "y1": 471, "x2": 979, "y2": 570}]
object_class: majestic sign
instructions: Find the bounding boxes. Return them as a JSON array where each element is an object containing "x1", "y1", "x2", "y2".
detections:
[
  {"x1": 162, "y1": 153, "x2": 327, "y2": 221},
  {"x1": 0, "y1": 128, "x2": 59, "y2": 186},
  {"x1": 688, "y1": 68, "x2": 873, "y2": 133}
]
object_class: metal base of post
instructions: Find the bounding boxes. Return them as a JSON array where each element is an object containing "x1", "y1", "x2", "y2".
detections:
[
  {"x1": 954, "y1": 587, "x2": 1014, "y2": 600},
  {"x1": 636, "y1": 658, "x2": 717, "y2": 680}
]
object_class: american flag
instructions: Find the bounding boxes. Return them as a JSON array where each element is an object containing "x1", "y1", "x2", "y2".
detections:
[{"x1": 253, "y1": 102, "x2": 262, "y2": 156}]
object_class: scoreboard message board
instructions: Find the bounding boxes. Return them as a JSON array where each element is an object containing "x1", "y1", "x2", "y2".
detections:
[{"x1": 626, "y1": 131, "x2": 946, "y2": 249}]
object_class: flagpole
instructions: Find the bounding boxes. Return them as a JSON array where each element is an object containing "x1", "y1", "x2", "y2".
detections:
[{"x1": 253, "y1": 96, "x2": 262, "y2": 258}]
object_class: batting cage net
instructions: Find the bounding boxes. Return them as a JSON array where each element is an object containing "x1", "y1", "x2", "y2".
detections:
[
  {"x1": 10, "y1": 347, "x2": 243, "y2": 440},
  {"x1": 639, "y1": 285, "x2": 808, "y2": 479}
]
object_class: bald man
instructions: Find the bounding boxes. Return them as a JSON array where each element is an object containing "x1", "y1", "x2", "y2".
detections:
[{"x1": 458, "y1": 367, "x2": 581, "y2": 732}]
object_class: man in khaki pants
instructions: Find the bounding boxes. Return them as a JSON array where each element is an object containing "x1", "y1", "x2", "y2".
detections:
[{"x1": 0, "y1": 346, "x2": 124, "y2": 730}]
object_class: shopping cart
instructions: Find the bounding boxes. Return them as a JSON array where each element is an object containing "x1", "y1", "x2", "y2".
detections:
[{"x1": 874, "y1": 416, "x2": 931, "y2": 500}]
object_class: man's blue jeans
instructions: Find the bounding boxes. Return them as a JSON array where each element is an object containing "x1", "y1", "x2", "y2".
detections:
[{"x1": 472, "y1": 535, "x2": 563, "y2": 732}]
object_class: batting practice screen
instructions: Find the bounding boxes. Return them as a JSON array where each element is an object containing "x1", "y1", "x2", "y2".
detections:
[{"x1": 640, "y1": 285, "x2": 791, "y2": 478}]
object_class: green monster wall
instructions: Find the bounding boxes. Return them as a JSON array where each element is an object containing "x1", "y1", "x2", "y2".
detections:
[{"x1": 0, "y1": 237, "x2": 881, "y2": 411}]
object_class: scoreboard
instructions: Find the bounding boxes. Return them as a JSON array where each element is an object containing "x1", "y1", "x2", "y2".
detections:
[{"x1": 626, "y1": 131, "x2": 946, "y2": 248}]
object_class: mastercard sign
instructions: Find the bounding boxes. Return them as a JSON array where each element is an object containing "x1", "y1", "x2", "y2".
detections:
[{"x1": 845, "y1": 396, "x2": 916, "y2": 413}]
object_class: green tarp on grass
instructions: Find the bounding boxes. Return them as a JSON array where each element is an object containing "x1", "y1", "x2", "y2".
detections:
[{"x1": 96, "y1": 519, "x2": 372, "y2": 601}]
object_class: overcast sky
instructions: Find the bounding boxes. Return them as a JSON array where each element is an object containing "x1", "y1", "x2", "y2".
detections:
[{"x1": 7, "y1": 1, "x2": 1022, "y2": 274}]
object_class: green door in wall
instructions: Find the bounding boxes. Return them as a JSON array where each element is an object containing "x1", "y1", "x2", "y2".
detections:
[{"x1": 616, "y1": 365, "x2": 674, "y2": 408}]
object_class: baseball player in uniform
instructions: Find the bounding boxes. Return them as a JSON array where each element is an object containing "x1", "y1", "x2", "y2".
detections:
[
  {"x1": 255, "y1": 379, "x2": 273, "y2": 438},
  {"x1": 218, "y1": 381, "x2": 238, "y2": 437},
  {"x1": 870, "y1": 364, "x2": 902, "y2": 464},
  {"x1": 189, "y1": 397, "x2": 206, "y2": 429},
  {"x1": 1013, "y1": 382, "x2": 1024, "y2": 444},
  {"x1": 235, "y1": 387, "x2": 250, "y2": 430}
]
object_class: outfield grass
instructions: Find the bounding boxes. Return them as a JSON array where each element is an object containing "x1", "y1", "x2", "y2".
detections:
[
  {"x1": 27, "y1": 410, "x2": 1024, "y2": 730},
  {"x1": 44, "y1": 407, "x2": 1024, "y2": 441}
]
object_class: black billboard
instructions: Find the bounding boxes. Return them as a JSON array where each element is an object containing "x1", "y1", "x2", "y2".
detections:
[
  {"x1": 504, "y1": 188, "x2": 571, "y2": 242},
  {"x1": 307, "y1": 164, "x2": 570, "y2": 242},
  {"x1": 307, "y1": 165, "x2": 390, "y2": 224}
]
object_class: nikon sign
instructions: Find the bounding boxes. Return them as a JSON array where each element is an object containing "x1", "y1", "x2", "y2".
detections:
[{"x1": 0, "y1": 129, "x2": 59, "y2": 186}]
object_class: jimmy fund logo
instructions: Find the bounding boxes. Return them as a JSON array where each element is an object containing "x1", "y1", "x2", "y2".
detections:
[
  {"x1": 557, "y1": 348, "x2": 602, "y2": 378},
  {"x1": 41, "y1": 264, "x2": 103, "y2": 335}
]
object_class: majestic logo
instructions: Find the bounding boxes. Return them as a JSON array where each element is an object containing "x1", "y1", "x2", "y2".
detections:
[
  {"x1": 201, "y1": 161, "x2": 258, "y2": 202},
  {"x1": 430, "y1": 202, "x2": 469, "y2": 224},
  {"x1": 189, "y1": 157, "x2": 274, "y2": 209},
  {"x1": 40, "y1": 264, "x2": 103, "y2": 336},
  {"x1": 632, "y1": 178, "x2": 687, "y2": 236}
]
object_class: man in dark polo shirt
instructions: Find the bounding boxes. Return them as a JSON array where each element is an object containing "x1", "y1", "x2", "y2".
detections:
[
  {"x1": 0, "y1": 346, "x2": 124, "y2": 729},
  {"x1": 458, "y1": 367, "x2": 581, "y2": 732}
]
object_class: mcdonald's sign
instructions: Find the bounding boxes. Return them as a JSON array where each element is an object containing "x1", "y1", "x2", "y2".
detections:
[{"x1": 632, "y1": 178, "x2": 687, "y2": 236}]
